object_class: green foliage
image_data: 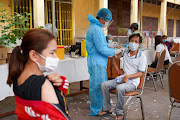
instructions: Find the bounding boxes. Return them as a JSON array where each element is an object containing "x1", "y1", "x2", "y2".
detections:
[
  {"x1": 0, "y1": 4, "x2": 31, "y2": 45},
  {"x1": 38, "y1": 26, "x2": 44, "y2": 29}
]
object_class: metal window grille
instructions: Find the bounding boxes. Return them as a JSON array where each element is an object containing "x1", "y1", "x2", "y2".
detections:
[
  {"x1": 167, "y1": 19, "x2": 174, "y2": 37},
  {"x1": 176, "y1": 20, "x2": 180, "y2": 37},
  {"x1": 12, "y1": 0, "x2": 33, "y2": 29},
  {"x1": 45, "y1": 0, "x2": 74, "y2": 46},
  {"x1": 139, "y1": 0, "x2": 161, "y2": 6}
]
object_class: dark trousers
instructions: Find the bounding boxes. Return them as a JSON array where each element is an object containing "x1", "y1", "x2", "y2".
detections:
[{"x1": 150, "y1": 59, "x2": 169, "y2": 68}]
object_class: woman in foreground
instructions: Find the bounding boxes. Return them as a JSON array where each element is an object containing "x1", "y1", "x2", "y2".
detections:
[{"x1": 7, "y1": 29, "x2": 70, "y2": 120}]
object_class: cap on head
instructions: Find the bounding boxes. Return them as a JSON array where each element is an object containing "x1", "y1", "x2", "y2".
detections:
[
  {"x1": 130, "y1": 23, "x2": 138, "y2": 30},
  {"x1": 97, "y1": 8, "x2": 112, "y2": 21}
]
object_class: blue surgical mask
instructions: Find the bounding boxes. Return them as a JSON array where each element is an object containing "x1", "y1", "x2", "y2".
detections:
[
  {"x1": 129, "y1": 42, "x2": 139, "y2": 51},
  {"x1": 108, "y1": 40, "x2": 112, "y2": 43},
  {"x1": 163, "y1": 39, "x2": 167, "y2": 42},
  {"x1": 102, "y1": 21, "x2": 109, "y2": 27}
]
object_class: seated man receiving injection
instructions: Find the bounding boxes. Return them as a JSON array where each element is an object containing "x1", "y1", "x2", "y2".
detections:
[{"x1": 100, "y1": 33, "x2": 146, "y2": 120}]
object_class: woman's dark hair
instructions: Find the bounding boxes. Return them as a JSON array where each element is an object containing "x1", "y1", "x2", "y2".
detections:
[
  {"x1": 129, "y1": 33, "x2": 142, "y2": 43},
  {"x1": 7, "y1": 29, "x2": 55, "y2": 86},
  {"x1": 155, "y1": 35, "x2": 163, "y2": 50},
  {"x1": 96, "y1": 16, "x2": 100, "y2": 19}
]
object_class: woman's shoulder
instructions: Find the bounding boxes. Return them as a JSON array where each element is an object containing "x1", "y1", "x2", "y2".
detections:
[
  {"x1": 13, "y1": 75, "x2": 47, "y2": 100},
  {"x1": 14, "y1": 74, "x2": 45, "y2": 84},
  {"x1": 23, "y1": 75, "x2": 47, "y2": 86},
  {"x1": 157, "y1": 43, "x2": 163, "y2": 47},
  {"x1": 156, "y1": 43, "x2": 164, "y2": 49},
  {"x1": 13, "y1": 75, "x2": 47, "y2": 93}
]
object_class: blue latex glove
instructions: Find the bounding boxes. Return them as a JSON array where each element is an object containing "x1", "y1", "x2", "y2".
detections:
[{"x1": 124, "y1": 42, "x2": 129, "y2": 48}]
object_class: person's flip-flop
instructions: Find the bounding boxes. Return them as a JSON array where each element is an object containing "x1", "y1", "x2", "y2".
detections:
[
  {"x1": 97, "y1": 109, "x2": 113, "y2": 116},
  {"x1": 115, "y1": 114, "x2": 124, "y2": 120}
]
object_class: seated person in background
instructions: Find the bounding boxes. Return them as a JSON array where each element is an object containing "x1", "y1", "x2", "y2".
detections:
[
  {"x1": 150, "y1": 36, "x2": 172, "y2": 68},
  {"x1": 126, "y1": 23, "x2": 138, "y2": 37},
  {"x1": 125, "y1": 23, "x2": 138, "y2": 48},
  {"x1": 125, "y1": 23, "x2": 143, "y2": 48},
  {"x1": 99, "y1": 33, "x2": 146, "y2": 120},
  {"x1": 162, "y1": 35, "x2": 172, "y2": 51},
  {"x1": 7, "y1": 29, "x2": 70, "y2": 120},
  {"x1": 106, "y1": 35, "x2": 120, "y2": 49},
  {"x1": 169, "y1": 39, "x2": 176, "y2": 52}
]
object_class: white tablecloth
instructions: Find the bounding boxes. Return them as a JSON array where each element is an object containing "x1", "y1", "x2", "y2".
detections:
[
  {"x1": 0, "y1": 57, "x2": 89, "y2": 101},
  {"x1": 142, "y1": 49, "x2": 155, "y2": 65},
  {"x1": 55, "y1": 57, "x2": 89, "y2": 83},
  {"x1": 0, "y1": 64, "x2": 14, "y2": 101}
]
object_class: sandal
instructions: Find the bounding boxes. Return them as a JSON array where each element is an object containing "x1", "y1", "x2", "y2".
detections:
[
  {"x1": 97, "y1": 109, "x2": 113, "y2": 116},
  {"x1": 115, "y1": 114, "x2": 123, "y2": 120}
]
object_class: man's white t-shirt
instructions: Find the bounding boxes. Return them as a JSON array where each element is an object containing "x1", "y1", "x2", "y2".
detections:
[
  {"x1": 156, "y1": 43, "x2": 172, "y2": 63},
  {"x1": 122, "y1": 49, "x2": 147, "y2": 88}
]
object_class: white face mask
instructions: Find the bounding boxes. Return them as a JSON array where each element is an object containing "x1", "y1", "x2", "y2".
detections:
[
  {"x1": 129, "y1": 42, "x2": 139, "y2": 51},
  {"x1": 36, "y1": 53, "x2": 59, "y2": 73},
  {"x1": 102, "y1": 21, "x2": 109, "y2": 27},
  {"x1": 108, "y1": 40, "x2": 112, "y2": 43}
]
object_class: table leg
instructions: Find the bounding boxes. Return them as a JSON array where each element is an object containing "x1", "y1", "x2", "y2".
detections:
[
  {"x1": 0, "y1": 110, "x2": 15, "y2": 118},
  {"x1": 80, "y1": 81, "x2": 88, "y2": 91},
  {"x1": 66, "y1": 89, "x2": 89, "y2": 98},
  {"x1": 80, "y1": 81, "x2": 83, "y2": 91}
]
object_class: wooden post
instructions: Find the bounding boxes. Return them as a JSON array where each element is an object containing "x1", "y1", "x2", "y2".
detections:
[
  {"x1": 160, "y1": 0, "x2": 167, "y2": 35},
  {"x1": 130, "y1": 0, "x2": 138, "y2": 24}
]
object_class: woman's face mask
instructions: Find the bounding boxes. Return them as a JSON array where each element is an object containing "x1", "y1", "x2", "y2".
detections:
[
  {"x1": 163, "y1": 39, "x2": 167, "y2": 42},
  {"x1": 36, "y1": 53, "x2": 59, "y2": 73},
  {"x1": 129, "y1": 42, "x2": 139, "y2": 51},
  {"x1": 102, "y1": 21, "x2": 109, "y2": 27}
]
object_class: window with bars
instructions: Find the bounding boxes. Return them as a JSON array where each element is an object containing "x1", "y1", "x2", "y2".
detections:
[
  {"x1": 139, "y1": 0, "x2": 161, "y2": 6},
  {"x1": 167, "y1": 2, "x2": 180, "y2": 9},
  {"x1": 45, "y1": 0, "x2": 74, "y2": 46},
  {"x1": 167, "y1": 19, "x2": 174, "y2": 37},
  {"x1": 142, "y1": 16, "x2": 158, "y2": 37},
  {"x1": 12, "y1": 0, "x2": 34, "y2": 29},
  {"x1": 176, "y1": 20, "x2": 180, "y2": 37}
]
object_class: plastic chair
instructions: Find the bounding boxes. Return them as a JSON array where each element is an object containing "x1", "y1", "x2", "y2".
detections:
[
  {"x1": 147, "y1": 50, "x2": 166, "y2": 92},
  {"x1": 170, "y1": 43, "x2": 179, "y2": 57},
  {"x1": 167, "y1": 61, "x2": 180, "y2": 120},
  {"x1": 110, "y1": 67, "x2": 147, "y2": 120},
  {"x1": 163, "y1": 63, "x2": 172, "y2": 78},
  {"x1": 163, "y1": 52, "x2": 180, "y2": 77},
  {"x1": 176, "y1": 53, "x2": 180, "y2": 61}
]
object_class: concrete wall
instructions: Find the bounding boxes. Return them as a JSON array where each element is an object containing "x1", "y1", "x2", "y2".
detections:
[
  {"x1": 1, "y1": 0, "x2": 180, "y2": 38},
  {"x1": 0, "y1": 0, "x2": 12, "y2": 35},
  {"x1": 138, "y1": 2, "x2": 180, "y2": 37},
  {"x1": 73, "y1": 0, "x2": 99, "y2": 39},
  {"x1": 0, "y1": 0, "x2": 12, "y2": 14},
  {"x1": 166, "y1": 7, "x2": 180, "y2": 37},
  {"x1": 138, "y1": 3, "x2": 161, "y2": 31}
]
